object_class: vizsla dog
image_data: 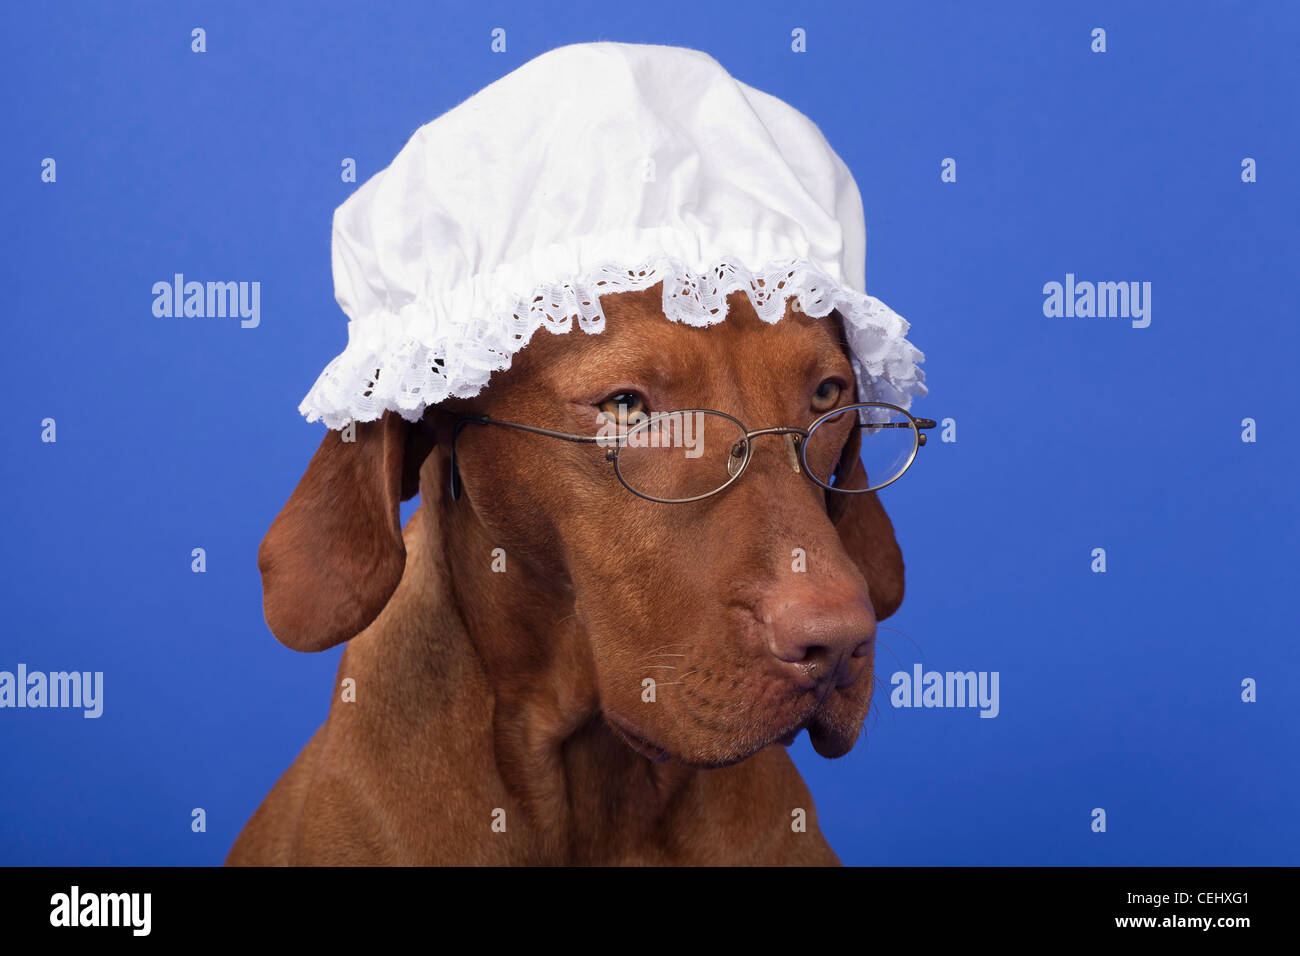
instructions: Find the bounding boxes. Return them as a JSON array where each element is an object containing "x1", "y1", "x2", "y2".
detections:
[{"x1": 227, "y1": 286, "x2": 908, "y2": 865}]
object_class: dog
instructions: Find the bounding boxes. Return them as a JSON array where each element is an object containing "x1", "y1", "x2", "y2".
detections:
[{"x1": 227, "y1": 285, "x2": 906, "y2": 865}]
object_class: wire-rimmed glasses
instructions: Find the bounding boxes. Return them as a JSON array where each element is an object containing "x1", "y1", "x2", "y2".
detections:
[{"x1": 450, "y1": 402, "x2": 937, "y2": 504}]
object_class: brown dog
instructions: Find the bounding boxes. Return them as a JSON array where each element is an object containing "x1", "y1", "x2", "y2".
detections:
[{"x1": 227, "y1": 285, "x2": 905, "y2": 865}]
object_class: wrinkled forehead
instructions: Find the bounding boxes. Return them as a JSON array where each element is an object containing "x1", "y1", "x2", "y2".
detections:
[{"x1": 486, "y1": 287, "x2": 854, "y2": 414}]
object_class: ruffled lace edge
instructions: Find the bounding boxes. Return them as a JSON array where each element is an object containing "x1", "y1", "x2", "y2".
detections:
[{"x1": 299, "y1": 256, "x2": 927, "y2": 429}]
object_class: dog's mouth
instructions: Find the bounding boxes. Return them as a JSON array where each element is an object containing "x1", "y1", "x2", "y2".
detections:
[
  {"x1": 603, "y1": 678, "x2": 866, "y2": 767},
  {"x1": 803, "y1": 705, "x2": 864, "y2": 759},
  {"x1": 778, "y1": 699, "x2": 854, "y2": 756}
]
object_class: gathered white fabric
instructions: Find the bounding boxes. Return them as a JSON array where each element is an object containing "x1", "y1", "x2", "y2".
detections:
[{"x1": 300, "y1": 42, "x2": 926, "y2": 429}]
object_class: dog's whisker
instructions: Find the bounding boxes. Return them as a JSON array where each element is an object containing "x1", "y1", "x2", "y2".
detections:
[
  {"x1": 875, "y1": 639, "x2": 904, "y2": 670},
  {"x1": 640, "y1": 645, "x2": 690, "y2": 657},
  {"x1": 652, "y1": 667, "x2": 704, "y2": 688},
  {"x1": 877, "y1": 624, "x2": 924, "y2": 657},
  {"x1": 868, "y1": 674, "x2": 899, "y2": 730}
]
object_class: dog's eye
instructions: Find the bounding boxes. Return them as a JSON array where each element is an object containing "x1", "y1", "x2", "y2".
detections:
[
  {"x1": 811, "y1": 379, "x2": 844, "y2": 412},
  {"x1": 597, "y1": 391, "x2": 648, "y2": 421}
]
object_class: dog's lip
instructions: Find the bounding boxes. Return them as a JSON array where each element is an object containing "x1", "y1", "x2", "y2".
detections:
[
  {"x1": 604, "y1": 673, "x2": 859, "y2": 762},
  {"x1": 777, "y1": 676, "x2": 844, "y2": 745},
  {"x1": 775, "y1": 707, "x2": 825, "y2": 748}
]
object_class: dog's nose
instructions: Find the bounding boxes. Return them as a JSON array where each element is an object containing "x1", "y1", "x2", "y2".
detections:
[{"x1": 762, "y1": 590, "x2": 876, "y2": 688}]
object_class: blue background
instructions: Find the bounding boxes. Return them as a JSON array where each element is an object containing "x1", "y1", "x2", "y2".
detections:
[{"x1": 2, "y1": 0, "x2": 1296, "y2": 865}]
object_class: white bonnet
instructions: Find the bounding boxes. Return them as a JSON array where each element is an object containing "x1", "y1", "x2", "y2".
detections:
[{"x1": 300, "y1": 41, "x2": 926, "y2": 429}]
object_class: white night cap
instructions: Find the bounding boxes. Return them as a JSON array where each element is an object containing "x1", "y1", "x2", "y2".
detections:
[{"x1": 300, "y1": 41, "x2": 926, "y2": 429}]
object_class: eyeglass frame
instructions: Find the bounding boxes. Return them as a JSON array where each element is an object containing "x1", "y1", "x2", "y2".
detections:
[{"x1": 449, "y1": 401, "x2": 938, "y2": 504}]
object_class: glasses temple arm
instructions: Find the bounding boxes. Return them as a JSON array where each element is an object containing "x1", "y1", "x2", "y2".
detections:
[
  {"x1": 865, "y1": 419, "x2": 937, "y2": 429},
  {"x1": 474, "y1": 416, "x2": 604, "y2": 444},
  {"x1": 451, "y1": 414, "x2": 610, "y2": 499}
]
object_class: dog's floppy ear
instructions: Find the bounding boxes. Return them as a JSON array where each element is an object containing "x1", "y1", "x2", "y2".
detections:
[
  {"x1": 826, "y1": 420, "x2": 906, "y2": 621},
  {"x1": 259, "y1": 411, "x2": 436, "y2": 652}
]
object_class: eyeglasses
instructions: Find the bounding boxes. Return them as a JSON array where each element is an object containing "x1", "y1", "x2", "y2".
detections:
[{"x1": 450, "y1": 401, "x2": 937, "y2": 504}]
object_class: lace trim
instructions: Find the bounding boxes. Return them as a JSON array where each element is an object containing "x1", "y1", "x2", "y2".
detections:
[{"x1": 299, "y1": 257, "x2": 927, "y2": 429}]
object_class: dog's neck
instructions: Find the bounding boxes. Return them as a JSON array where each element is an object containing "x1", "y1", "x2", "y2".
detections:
[{"x1": 411, "y1": 475, "x2": 699, "y2": 862}]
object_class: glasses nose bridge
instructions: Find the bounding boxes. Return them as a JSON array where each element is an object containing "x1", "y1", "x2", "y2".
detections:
[
  {"x1": 731, "y1": 425, "x2": 808, "y2": 457},
  {"x1": 731, "y1": 424, "x2": 812, "y2": 480},
  {"x1": 743, "y1": 424, "x2": 809, "y2": 442}
]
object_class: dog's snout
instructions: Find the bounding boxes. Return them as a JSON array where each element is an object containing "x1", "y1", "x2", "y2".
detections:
[{"x1": 762, "y1": 590, "x2": 876, "y2": 687}]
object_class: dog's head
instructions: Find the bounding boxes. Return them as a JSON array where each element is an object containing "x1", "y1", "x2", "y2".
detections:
[{"x1": 260, "y1": 287, "x2": 905, "y2": 767}]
